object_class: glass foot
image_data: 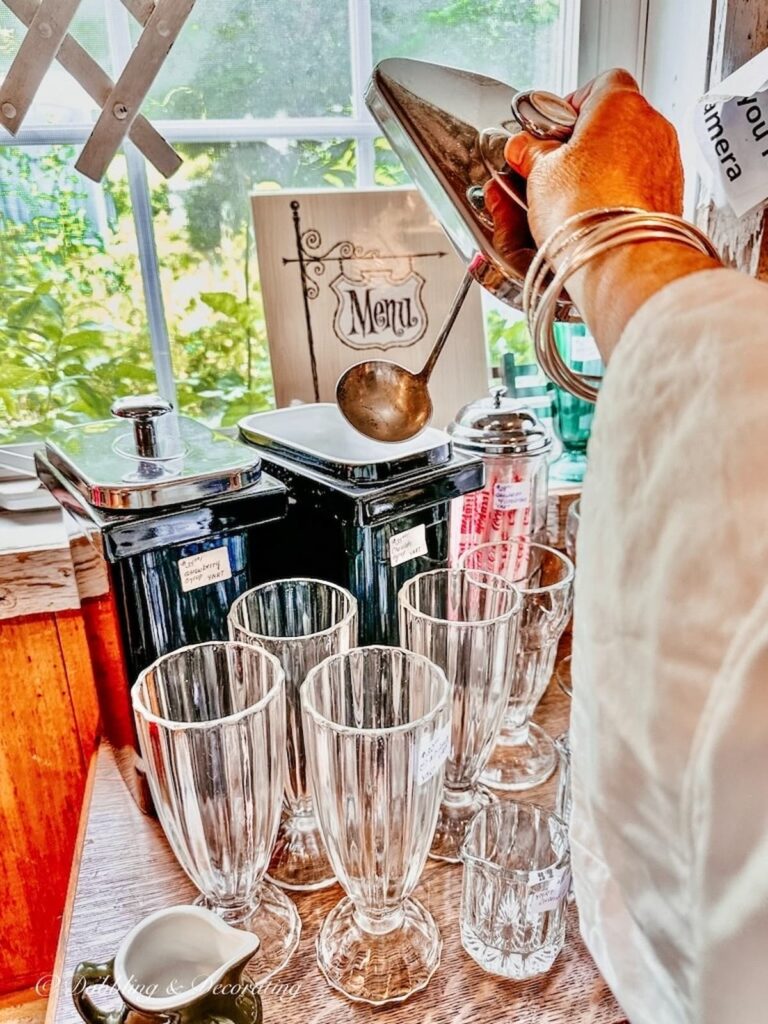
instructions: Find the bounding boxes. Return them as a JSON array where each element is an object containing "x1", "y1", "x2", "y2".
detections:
[
  {"x1": 550, "y1": 452, "x2": 587, "y2": 483},
  {"x1": 267, "y1": 812, "x2": 336, "y2": 891},
  {"x1": 317, "y1": 895, "x2": 441, "y2": 1005},
  {"x1": 197, "y1": 881, "x2": 301, "y2": 985},
  {"x1": 429, "y1": 786, "x2": 495, "y2": 863},
  {"x1": 480, "y1": 722, "x2": 557, "y2": 792},
  {"x1": 461, "y1": 916, "x2": 566, "y2": 979}
]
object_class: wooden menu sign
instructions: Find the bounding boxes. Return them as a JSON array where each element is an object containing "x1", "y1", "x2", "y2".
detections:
[{"x1": 251, "y1": 188, "x2": 489, "y2": 430}]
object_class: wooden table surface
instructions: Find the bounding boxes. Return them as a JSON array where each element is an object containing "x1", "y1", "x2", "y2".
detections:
[{"x1": 48, "y1": 670, "x2": 626, "y2": 1024}]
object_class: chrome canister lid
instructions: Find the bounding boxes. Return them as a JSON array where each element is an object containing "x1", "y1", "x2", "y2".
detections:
[
  {"x1": 448, "y1": 386, "x2": 552, "y2": 457},
  {"x1": 44, "y1": 394, "x2": 262, "y2": 511}
]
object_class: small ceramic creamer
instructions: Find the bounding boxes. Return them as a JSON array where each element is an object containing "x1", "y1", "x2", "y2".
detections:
[{"x1": 71, "y1": 905, "x2": 261, "y2": 1024}]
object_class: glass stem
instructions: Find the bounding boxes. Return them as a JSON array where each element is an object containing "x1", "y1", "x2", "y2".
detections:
[
  {"x1": 353, "y1": 905, "x2": 405, "y2": 935},
  {"x1": 502, "y1": 720, "x2": 530, "y2": 745},
  {"x1": 212, "y1": 892, "x2": 262, "y2": 925}
]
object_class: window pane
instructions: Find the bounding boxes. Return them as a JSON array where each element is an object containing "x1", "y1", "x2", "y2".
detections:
[
  {"x1": 371, "y1": 0, "x2": 563, "y2": 92},
  {"x1": 137, "y1": 1, "x2": 352, "y2": 120},
  {"x1": 372, "y1": 1, "x2": 563, "y2": 185},
  {"x1": 0, "y1": 145, "x2": 154, "y2": 442},
  {"x1": 0, "y1": 1, "x2": 111, "y2": 127},
  {"x1": 148, "y1": 139, "x2": 357, "y2": 427}
]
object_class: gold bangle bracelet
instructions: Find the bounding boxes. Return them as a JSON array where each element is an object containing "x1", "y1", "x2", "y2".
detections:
[{"x1": 523, "y1": 209, "x2": 721, "y2": 402}]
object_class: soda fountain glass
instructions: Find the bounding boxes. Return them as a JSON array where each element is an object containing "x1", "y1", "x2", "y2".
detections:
[
  {"x1": 132, "y1": 641, "x2": 301, "y2": 984},
  {"x1": 565, "y1": 498, "x2": 581, "y2": 563},
  {"x1": 460, "y1": 539, "x2": 574, "y2": 790},
  {"x1": 460, "y1": 802, "x2": 570, "y2": 979},
  {"x1": 398, "y1": 568, "x2": 521, "y2": 862},
  {"x1": 301, "y1": 646, "x2": 452, "y2": 1005},
  {"x1": 228, "y1": 579, "x2": 358, "y2": 891},
  {"x1": 555, "y1": 653, "x2": 573, "y2": 700}
]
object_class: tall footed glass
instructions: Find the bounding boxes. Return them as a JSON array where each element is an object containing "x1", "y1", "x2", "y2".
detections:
[
  {"x1": 228, "y1": 579, "x2": 357, "y2": 891},
  {"x1": 301, "y1": 646, "x2": 451, "y2": 1005},
  {"x1": 132, "y1": 641, "x2": 300, "y2": 984},
  {"x1": 398, "y1": 568, "x2": 521, "y2": 863},
  {"x1": 460, "y1": 540, "x2": 574, "y2": 790}
]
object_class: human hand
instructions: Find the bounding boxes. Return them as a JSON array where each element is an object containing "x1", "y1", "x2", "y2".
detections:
[
  {"x1": 488, "y1": 68, "x2": 684, "y2": 249},
  {"x1": 485, "y1": 70, "x2": 716, "y2": 357}
]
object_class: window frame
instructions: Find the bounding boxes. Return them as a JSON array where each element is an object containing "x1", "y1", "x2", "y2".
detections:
[{"x1": 2, "y1": 0, "x2": 653, "y2": 408}]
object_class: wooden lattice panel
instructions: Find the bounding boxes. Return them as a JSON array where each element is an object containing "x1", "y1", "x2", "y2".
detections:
[{"x1": 0, "y1": 0, "x2": 195, "y2": 180}]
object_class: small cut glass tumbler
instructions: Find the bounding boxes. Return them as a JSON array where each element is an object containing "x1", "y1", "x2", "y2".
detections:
[
  {"x1": 460, "y1": 539, "x2": 573, "y2": 791},
  {"x1": 301, "y1": 646, "x2": 451, "y2": 1005},
  {"x1": 399, "y1": 568, "x2": 521, "y2": 862},
  {"x1": 460, "y1": 802, "x2": 570, "y2": 979},
  {"x1": 228, "y1": 578, "x2": 357, "y2": 890},
  {"x1": 132, "y1": 641, "x2": 300, "y2": 984}
]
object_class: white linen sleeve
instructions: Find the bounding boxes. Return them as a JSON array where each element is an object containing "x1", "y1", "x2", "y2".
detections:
[{"x1": 572, "y1": 266, "x2": 768, "y2": 1024}]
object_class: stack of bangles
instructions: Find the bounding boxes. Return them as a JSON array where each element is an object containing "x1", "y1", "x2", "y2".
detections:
[{"x1": 523, "y1": 207, "x2": 722, "y2": 402}]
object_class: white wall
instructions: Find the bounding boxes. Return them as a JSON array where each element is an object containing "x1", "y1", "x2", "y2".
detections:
[
  {"x1": 578, "y1": 0, "x2": 714, "y2": 214},
  {"x1": 641, "y1": 0, "x2": 714, "y2": 212}
]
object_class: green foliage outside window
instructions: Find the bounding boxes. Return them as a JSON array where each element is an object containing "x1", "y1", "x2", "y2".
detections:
[{"x1": 0, "y1": 0, "x2": 560, "y2": 442}]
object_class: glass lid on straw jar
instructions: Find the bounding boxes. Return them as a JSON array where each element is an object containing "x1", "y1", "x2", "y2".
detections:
[{"x1": 448, "y1": 387, "x2": 552, "y2": 457}]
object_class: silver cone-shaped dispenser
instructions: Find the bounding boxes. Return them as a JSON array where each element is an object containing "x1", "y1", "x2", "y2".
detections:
[
  {"x1": 366, "y1": 57, "x2": 577, "y2": 312},
  {"x1": 336, "y1": 58, "x2": 580, "y2": 444}
]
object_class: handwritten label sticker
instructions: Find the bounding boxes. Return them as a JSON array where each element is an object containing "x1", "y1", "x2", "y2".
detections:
[
  {"x1": 389, "y1": 524, "x2": 428, "y2": 567},
  {"x1": 493, "y1": 479, "x2": 531, "y2": 511},
  {"x1": 416, "y1": 723, "x2": 451, "y2": 785},
  {"x1": 178, "y1": 547, "x2": 232, "y2": 593},
  {"x1": 528, "y1": 869, "x2": 572, "y2": 915}
]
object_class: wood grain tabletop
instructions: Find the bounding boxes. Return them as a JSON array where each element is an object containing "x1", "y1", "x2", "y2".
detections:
[{"x1": 47, "y1": 666, "x2": 626, "y2": 1024}]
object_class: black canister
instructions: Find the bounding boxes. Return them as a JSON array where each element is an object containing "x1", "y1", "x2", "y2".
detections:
[
  {"x1": 239, "y1": 404, "x2": 484, "y2": 644},
  {"x1": 36, "y1": 396, "x2": 288, "y2": 811}
]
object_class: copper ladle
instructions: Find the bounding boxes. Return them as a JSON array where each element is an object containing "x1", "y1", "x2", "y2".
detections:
[{"x1": 336, "y1": 271, "x2": 472, "y2": 443}]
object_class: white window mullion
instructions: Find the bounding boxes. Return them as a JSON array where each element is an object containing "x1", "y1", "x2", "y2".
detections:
[
  {"x1": 1, "y1": 117, "x2": 380, "y2": 148},
  {"x1": 105, "y1": 0, "x2": 176, "y2": 405},
  {"x1": 348, "y1": 0, "x2": 376, "y2": 187},
  {"x1": 558, "y1": 0, "x2": 583, "y2": 95},
  {"x1": 578, "y1": 0, "x2": 649, "y2": 85}
]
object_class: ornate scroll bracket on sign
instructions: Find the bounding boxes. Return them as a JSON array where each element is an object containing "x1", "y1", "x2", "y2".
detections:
[
  {"x1": 0, "y1": 0, "x2": 196, "y2": 181},
  {"x1": 283, "y1": 199, "x2": 448, "y2": 400}
]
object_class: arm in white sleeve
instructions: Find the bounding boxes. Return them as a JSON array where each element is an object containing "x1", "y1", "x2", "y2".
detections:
[{"x1": 571, "y1": 267, "x2": 768, "y2": 1024}]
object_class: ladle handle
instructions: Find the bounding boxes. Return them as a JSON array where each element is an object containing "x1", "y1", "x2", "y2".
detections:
[
  {"x1": 420, "y1": 271, "x2": 473, "y2": 381},
  {"x1": 72, "y1": 959, "x2": 128, "y2": 1024}
]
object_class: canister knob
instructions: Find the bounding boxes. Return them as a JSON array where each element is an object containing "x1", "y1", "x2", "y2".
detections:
[
  {"x1": 490, "y1": 385, "x2": 508, "y2": 408},
  {"x1": 111, "y1": 395, "x2": 173, "y2": 458}
]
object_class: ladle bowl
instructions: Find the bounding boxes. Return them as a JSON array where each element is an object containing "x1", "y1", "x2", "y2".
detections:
[
  {"x1": 336, "y1": 361, "x2": 432, "y2": 444},
  {"x1": 336, "y1": 272, "x2": 472, "y2": 443}
]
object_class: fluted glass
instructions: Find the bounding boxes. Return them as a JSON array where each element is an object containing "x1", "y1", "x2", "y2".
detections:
[
  {"x1": 132, "y1": 641, "x2": 301, "y2": 984},
  {"x1": 228, "y1": 579, "x2": 357, "y2": 891},
  {"x1": 555, "y1": 653, "x2": 573, "y2": 699},
  {"x1": 555, "y1": 732, "x2": 572, "y2": 825},
  {"x1": 565, "y1": 498, "x2": 581, "y2": 563},
  {"x1": 460, "y1": 540, "x2": 573, "y2": 791},
  {"x1": 460, "y1": 802, "x2": 570, "y2": 979},
  {"x1": 398, "y1": 568, "x2": 521, "y2": 863},
  {"x1": 302, "y1": 646, "x2": 451, "y2": 1005}
]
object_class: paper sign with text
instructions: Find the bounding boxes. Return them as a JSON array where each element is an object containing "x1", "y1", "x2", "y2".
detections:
[{"x1": 694, "y1": 48, "x2": 768, "y2": 217}]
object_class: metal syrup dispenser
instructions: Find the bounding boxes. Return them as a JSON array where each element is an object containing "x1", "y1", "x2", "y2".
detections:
[
  {"x1": 36, "y1": 396, "x2": 288, "y2": 811},
  {"x1": 366, "y1": 58, "x2": 578, "y2": 312},
  {"x1": 448, "y1": 387, "x2": 552, "y2": 562},
  {"x1": 239, "y1": 403, "x2": 483, "y2": 645}
]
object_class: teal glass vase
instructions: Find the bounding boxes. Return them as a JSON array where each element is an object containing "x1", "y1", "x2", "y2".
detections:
[{"x1": 550, "y1": 324, "x2": 603, "y2": 483}]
